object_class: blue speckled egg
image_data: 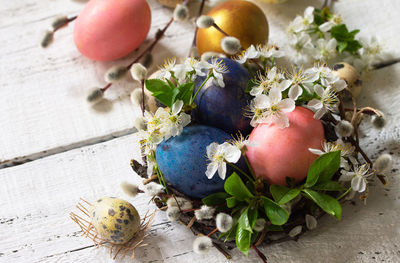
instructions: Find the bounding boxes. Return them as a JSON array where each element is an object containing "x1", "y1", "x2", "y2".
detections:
[
  {"x1": 155, "y1": 125, "x2": 234, "y2": 199},
  {"x1": 194, "y1": 58, "x2": 252, "y2": 135}
]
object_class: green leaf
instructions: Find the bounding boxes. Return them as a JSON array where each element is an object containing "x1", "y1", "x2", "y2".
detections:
[
  {"x1": 144, "y1": 79, "x2": 169, "y2": 93},
  {"x1": 312, "y1": 181, "x2": 346, "y2": 191},
  {"x1": 176, "y1": 82, "x2": 194, "y2": 105},
  {"x1": 224, "y1": 173, "x2": 254, "y2": 201},
  {"x1": 305, "y1": 151, "x2": 341, "y2": 188},
  {"x1": 236, "y1": 225, "x2": 252, "y2": 256},
  {"x1": 226, "y1": 196, "x2": 239, "y2": 208},
  {"x1": 261, "y1": 197, "x2": 289, "y2": 226},
  {"x1": 238, "y1": 207, "x2": 252, "y2": 232},
  {"x1": 270, "y1": 185, "x2": 301, "y2": 205},
  {"x1": 245, "y1": 79, "x2": 257, "y2": 93},
  {"x1": 331, "y1": 24, "x2": 351, "y2": 41},
  {"x1": 302, "y1": 189, "x2": 342, "y2": 220},
  {"x1": 346, "y1": 40, "x2": 363, "y2": 53},
  {"x1": 202, "y1": 192, "x2": 230, "y2": 206},
  {"x1": 144, "y1": 79, "x2": 180, "y2": 107},
  {"x1": 337, "y1": 41, "x2": 348, "y2": 53}
]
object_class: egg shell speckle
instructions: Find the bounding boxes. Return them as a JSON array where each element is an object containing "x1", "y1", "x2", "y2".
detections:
[
  {"x1": 90, "y1": 197, "x2": 140, "y2": 244},
  {"x1": 193, "y1": 58, "x2": 252, "y2": 135},
  {"x1": 156, "y1": 125, "x2": 235, "y2": 199}
]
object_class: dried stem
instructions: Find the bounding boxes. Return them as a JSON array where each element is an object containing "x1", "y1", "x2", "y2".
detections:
[
  {"x1": 212, "y1": 23, "x2": 229, "y2": 36},
  {"x1": 372, "y1": 57, "x2": 400, "y2": 70},
  {"x1": 188, "y1": 0, "x2": 207, "y2": 57},
  {"x1": 252, "y1": 244, "x2": 268, "y2": 263}
]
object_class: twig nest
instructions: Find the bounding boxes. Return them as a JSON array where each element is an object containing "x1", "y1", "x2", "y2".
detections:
[
  {"x1": 90, "y1": 197, "x2": 141, "y2": 244},
  {"x1": 196, "y1": 0, "x2": 269, "y2": 55},
  {"x1": 332, "y1": 62, "x2": 362, "y2": 97},
  {"x1": 157, "y1": 0, "x2": 184, "y2": 8},
  {"x1": 246, "y1": 107, "x2": 325, "y2": 185}
]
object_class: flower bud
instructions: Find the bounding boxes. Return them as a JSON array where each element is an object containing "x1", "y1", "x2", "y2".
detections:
[
  {"x1": 134, "y1": 117, "x2": 147, "y2": 131},
  {"x1": 173, "y1": 4, "x2": 189, "y2": 22},
  {"x1": 373, "y1": 153, "x2": 393, "y2": 174},
  {"x1": 335, "y1": 120, "x2": 354, "y2": 137},
  {"x1": 215, "y1": 213, "x2": 233, "y2": 233},
  {"x1": 305, "y1": 214, "x2": 317, "y2": 230},
  {"x1": 104, "y1": 66, "x2": 128, "y2": 83},
  {"x1": 144, "y1": 182, "x2": 164, "y2": 196},
  {"x1": 253, "y1": 218, "x2": 266, "y2": 232},
  {"x1": 193, "y1": 236, "x2": 212, "y2": 254},
  {"x1": 288, "y1": 225, "x2": 302, "y2": 237},
  {"x1": 196, "y1": 15, "x2": 215, "y2": 29},
  {"x1": 141, "y1": 53, "x2": 153, "y2": 68},
  {"x1": 130, "y1": 63, "x2": 147, "y2": 81},
  {"x1": 166, "y1": 207, "x2": 180, "y2": 221},
  {"x1": 41, "y1": 30, "x2": 54, "y2": 48},
  {"x1": 194, "y1": 205, "x2": 215, "y2": 220},
  {"x1": 51, "y1": 16, "x2": 69, "y2": 31},
  {"x1": 120, "y1": 181, "x2": 140, "y2": 197},
  {"x1": 166, "y1": 197, "x2": 193, "y2": 210},
  {"x1": 220, "y1": 36, "x2": 241, "y2": 55},
  {"x1": 371, "y1": 114, "x2": 386, "y2": 129},
  {"x1": 130, "y1": 89, "x2": 145, "y2": 106},
  {"x1": 86, "y1": 87, "x2": 104, "y2": 105},
  {"x1": 200, "y1": 51, "x2": 224, "y2": 61}
]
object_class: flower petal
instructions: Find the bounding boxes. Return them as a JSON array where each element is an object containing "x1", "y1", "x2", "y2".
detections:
[
  {"x1": 172, "y1": 100, "x2": 184, "y2": 115},
  {"x1": 351, "y1": 175, "x2": 366, "y2": 192},
  {"x1": 309, "y1": 148, "x2": 324, "y2": 155},
  {"x1": 307, "y1": 99, "x2": 323, "y2": 109},
  {"x1": 206, "y1": 162, "x2": 218, "y2": 179},
  {"x1": 278, "y1": 98, "x2": 296, "y2": 113},
  {"x1": 268, "y1": 87, "x2": 282, "y2": 104},
  {"x1": 288, "y1": 85, "x2": 303, "y2": 100},
  {"x1": 218, "y1": 162, "x2": 227, "y2": 180}
]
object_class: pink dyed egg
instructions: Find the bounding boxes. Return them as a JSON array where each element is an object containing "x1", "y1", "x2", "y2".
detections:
[
  {"x1": 73, "y1": 0, "x2": 151, "y2": 61},
  {"x1": 246, "y1": 107, "x2": 325, "y2": 185}
]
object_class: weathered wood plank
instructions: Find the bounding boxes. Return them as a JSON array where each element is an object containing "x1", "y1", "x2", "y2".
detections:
[{"x1": 0, "y1": 0, "x2": 195, "y2": 167}]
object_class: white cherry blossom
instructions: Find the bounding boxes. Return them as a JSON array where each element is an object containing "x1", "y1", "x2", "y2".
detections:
[
  {"x1": 307, "y1": 85, "x2": 338, "y2": 119},
  {"x1": 160, "y1": 100, "x2": 191, "y2": 140},
  {"x1": 288, "y1": 6, "x2": 315, "y2": 34},
  {"x1": 339, "y1": 164, "x2": 373, "y2": 193},
  {"x1": 311, "y1": 38, "x2": 337, "y2": 61},
  {"x1": 235, "y1": 45, "x2": 259, "y2": 64},
  {"x1": 205, "y1": 142, "x2": 241, "y2": 180}
]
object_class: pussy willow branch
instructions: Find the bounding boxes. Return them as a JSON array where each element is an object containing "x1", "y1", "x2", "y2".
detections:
[
  {"x1": 101, "y1": 17, "x2": 174, "y2": 94},
  {"x1": 189, "y1": 0, "x2": 207, "y2": 57},
  {"x1": 336, "y1": 93, "x2": 387, "y2": 185},
  {"x1": 54, "y1": 15, "x2": 77, "y2": 33}
]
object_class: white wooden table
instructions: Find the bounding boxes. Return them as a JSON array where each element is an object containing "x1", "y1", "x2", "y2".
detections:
[{"x1": 1, "y1": 0, "x2": 399, "y2": 262}]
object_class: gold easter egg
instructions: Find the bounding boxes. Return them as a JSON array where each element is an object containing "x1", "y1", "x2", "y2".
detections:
[
  {"x1": 257, "y1": 0, "x2": 288, "y2": 3},
  {"x1": 90, "y1": 197, "x2": 141, "y2": 244},
  {"x1": 196, "y1": 0, "x2": 269, "y2": 55}
]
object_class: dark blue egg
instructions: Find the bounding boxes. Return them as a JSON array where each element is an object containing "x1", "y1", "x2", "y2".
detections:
[
  {"x1": 155, "y1": 125, "x2": 234, "y2": 199},
  {"x1": 193, "y1": 58, "x2": 252, "y2": 136}
]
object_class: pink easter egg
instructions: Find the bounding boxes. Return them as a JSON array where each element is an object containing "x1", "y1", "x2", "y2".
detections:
[
  {"x1": 246, "y1": 107, "x2": 325, "y2": 186},
  {"x1": 73, "y1": 0, "x2": 151, "y2": 61}
]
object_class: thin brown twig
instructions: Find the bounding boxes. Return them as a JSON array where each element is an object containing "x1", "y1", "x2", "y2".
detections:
[{"x1": 252, "y1": 244, "x2": 268, "y2": 263}]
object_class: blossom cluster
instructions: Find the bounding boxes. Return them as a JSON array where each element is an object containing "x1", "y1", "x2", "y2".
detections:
[
  {"x1": 158, "y1": 57, "x2": 228, "y2": 87},
  {"x1": 243, "y1": 61, "x2": 347, "y2": 128},
  {"x1": 138, "y1": 100, "x2": 191, "y2": 176},
  {"x1": 287, "y1": 6, "x2": 385, "y2": 71}
]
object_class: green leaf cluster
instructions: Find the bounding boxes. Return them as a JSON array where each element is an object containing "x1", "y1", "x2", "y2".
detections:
[
  {"x1": 330, "y1": 24, "x2": 362, "y2": 54},
  {"x1": 313, "y1": 8, "x2": 362, "y2": 55},
  {"x1": 144, "y1": 79, "x2": 194, "y2": 108},
  {"x1": 202, "y1": 151, "x2": 349, "y2": 255}
]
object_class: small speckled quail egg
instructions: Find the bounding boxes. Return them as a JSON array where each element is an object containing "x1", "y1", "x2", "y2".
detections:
[
  {"x1": 90, "y1": 197, "x2": 140, "y2": 244},
  {"x1": 332, "y1": 62, "x2": 362, "y2": 97}
]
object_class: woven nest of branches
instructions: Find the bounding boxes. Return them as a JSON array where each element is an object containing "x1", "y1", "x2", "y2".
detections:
[
  {"x1": 130, "y1": 89, "x2": 388, "y2": 261},
  {"x1": 70, "y1": 198, "x2": 156, "y2": 260}
]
